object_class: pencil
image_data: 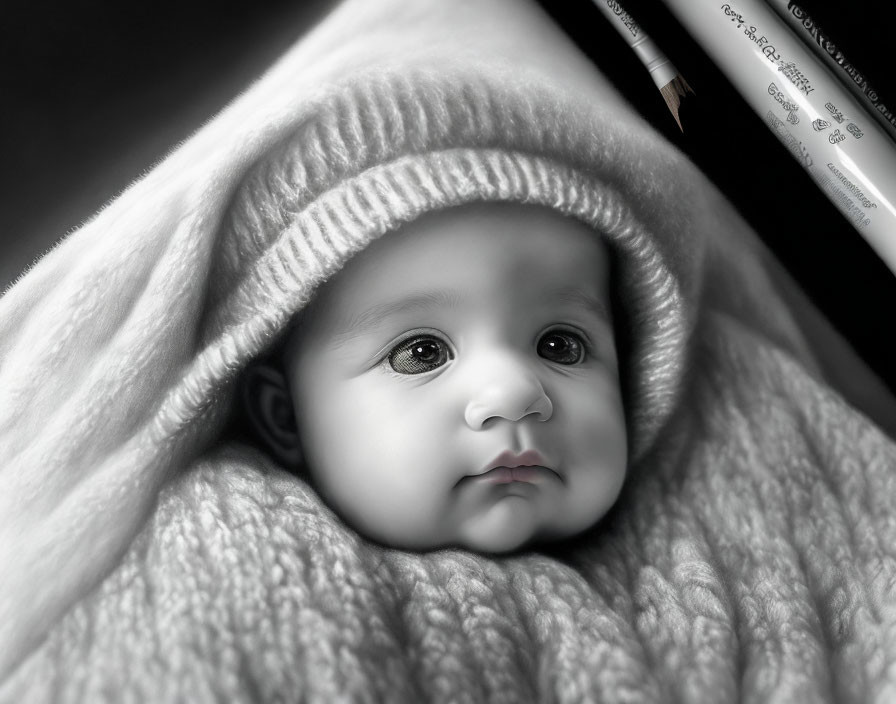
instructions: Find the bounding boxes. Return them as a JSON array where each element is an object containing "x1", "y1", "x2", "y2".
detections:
[{"x1": 591, "y1": 0, "x2": 694, "y2": 130}]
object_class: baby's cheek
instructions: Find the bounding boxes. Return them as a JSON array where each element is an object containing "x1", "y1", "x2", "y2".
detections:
[
  {"x1": 303, "y1": 379, "x2": 458, "y2": 546},
  {"x1": 559, "y1": 369, "x2": 625, "y2": 433},
  {"x1": 320, "y1": 458, "x2": 456, "y2": 549},
  {"x1": 561, "y1": 379, "x2": 628, "y2": 485}
]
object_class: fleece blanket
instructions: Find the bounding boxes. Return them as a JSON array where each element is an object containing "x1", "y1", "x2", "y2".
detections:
[{"x1": 2, "y1": 0, "x2": 896, "y2": 701}]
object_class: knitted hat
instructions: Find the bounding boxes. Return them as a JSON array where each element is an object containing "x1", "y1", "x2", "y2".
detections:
[{"x1": 207, "y1": 68, "x2": 700, "y2": 462}]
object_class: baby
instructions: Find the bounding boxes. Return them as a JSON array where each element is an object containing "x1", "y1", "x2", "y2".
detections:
[{"x1": 244, "y1": 201, "x2": 628, "y2": 553}]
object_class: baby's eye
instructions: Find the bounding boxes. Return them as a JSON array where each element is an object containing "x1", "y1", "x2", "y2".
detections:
[
  {"x1": 388, "y1": 335, "x2": 453, "y2": 375},
  {"x1": 537, "y1": 330, "x2": 585, "y2": 365}
]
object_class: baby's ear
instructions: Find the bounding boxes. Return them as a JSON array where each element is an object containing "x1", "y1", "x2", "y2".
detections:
[{"x1": 242, "y1": 363, "x2": 302, "y2": 467}]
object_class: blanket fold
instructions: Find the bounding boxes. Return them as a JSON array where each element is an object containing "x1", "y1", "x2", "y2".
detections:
[{"x1": 1, "y1": 0, "x2": 895, "y2": 700}]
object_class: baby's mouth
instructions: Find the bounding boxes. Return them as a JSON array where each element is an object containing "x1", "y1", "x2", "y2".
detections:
[
  {"x1": 472, "y1": 466, "x2": 556, "y2": 484},
  {"x1": 459, "y1": 449, "x2": 562, "y2": 485}
]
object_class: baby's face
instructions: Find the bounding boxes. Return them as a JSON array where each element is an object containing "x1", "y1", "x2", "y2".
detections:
[{"x1": 285, "y1": 203, "x2": 627, "y2": 553}]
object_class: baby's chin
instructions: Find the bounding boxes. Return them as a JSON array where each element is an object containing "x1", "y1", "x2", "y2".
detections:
[
  {"x1": 452, "y1": 496, "x2": 555, "y2": 554},
  {"x1": 354, "y1": 497, "x2": 591, "y2": 554}
]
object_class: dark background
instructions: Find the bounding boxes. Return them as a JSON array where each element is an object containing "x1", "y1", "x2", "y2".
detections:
[{"x1": 1, "y1": 0, "x2": 894, "y2": 392}]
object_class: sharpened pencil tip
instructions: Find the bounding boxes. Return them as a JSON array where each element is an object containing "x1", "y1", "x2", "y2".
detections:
[{"x1": 660, "y1": 75, "x2": 695, "y2": 132}]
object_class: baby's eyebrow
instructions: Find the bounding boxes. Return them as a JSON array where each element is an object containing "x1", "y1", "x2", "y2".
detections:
[
  {"x1": 332, "y1": 289, "x2": 462, "y2": 345},
  {"x1": 548, "y1": 286, "x2": 612, "y2": 324}
]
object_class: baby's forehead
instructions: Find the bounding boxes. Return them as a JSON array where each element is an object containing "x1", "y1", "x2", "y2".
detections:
[
  {"x1": 343, "y1": 202, "x2": 610, "y2": 284},
  {"x1": 292, "y1": 202, "x2": 614, "y2": 341}
]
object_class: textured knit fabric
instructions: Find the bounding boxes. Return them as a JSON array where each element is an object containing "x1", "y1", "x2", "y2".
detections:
[{"x1": 2, "y1": 0, "x2": 896, "y2": 701}]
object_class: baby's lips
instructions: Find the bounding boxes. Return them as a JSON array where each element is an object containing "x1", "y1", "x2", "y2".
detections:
[
  {"x1": 483, "y1": 449, "x2": 548, "y2": 473},
  {"x1": 464, "y1": 465, "x2": 562, "y2": 486},
  {"x1": 453, "y1": 448, "x2": 562, "y2": 485}
]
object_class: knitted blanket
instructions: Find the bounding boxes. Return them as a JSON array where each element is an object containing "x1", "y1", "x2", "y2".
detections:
[{"x1": 2, "y1": 0, "x2": 896, "y2": 701}]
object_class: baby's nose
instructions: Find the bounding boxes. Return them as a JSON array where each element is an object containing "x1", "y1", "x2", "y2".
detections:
[{"x1": 464, "y1": 357, "x2": 553, "y2": 430}]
